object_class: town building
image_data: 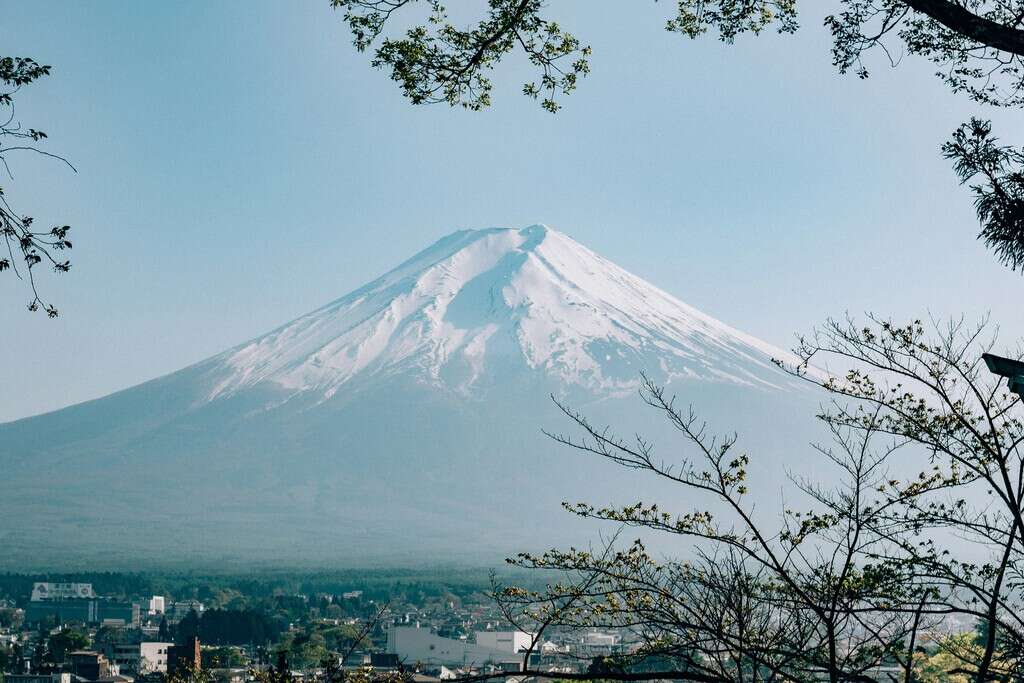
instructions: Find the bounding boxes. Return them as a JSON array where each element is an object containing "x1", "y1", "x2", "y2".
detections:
[
  {"x1": 68, "y1": 651, "x2": 133, "y2": 682},
  {"x1": 25, "y1": 582, "x2": 139, "y2": 627},
  {"x1": 473, "y1": 631, "x2": 533, "y2": 654},
  {"x1": 107, "y1": 642, "x2": 174, "y2": 674},
  {"x1": 24, "y1": 599, "x2": 139, "y2": 627},
  {"x1": 578, "y1": 630, "x2": 622, "y2": 653},
  {"x1": 147, "y1": 597, "x2": 165, "y2": 615},
  {"x1": 167, "y1": 637, "x2": 202, "y2": 675},
  {"x1": 5, "y1": 673, "x2": 72, "y2": 683},
  {"x1": 386, "y1": 626, "x2": 526, "y2": 668}
]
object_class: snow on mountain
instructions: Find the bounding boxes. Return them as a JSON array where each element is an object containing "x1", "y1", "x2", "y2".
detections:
[{"x1": 205, "y1": 225, "x2": 801, "y2": 403}]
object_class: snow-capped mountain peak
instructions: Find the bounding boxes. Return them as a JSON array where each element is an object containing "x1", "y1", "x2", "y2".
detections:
[{"x1": 206, "y1": 225, "x2": 798, "y2": 401}]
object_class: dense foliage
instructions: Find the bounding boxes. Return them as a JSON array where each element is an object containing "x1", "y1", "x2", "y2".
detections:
[
  {"x1": 177, "y1": 609, "x2": 283, "y2": 646},
  {"x1": 46, "y1": 628, "x2": 89, "y2": 662}
]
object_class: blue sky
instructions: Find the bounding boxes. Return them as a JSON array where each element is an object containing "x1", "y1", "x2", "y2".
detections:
[{"x1": 2, "y1": 1, "x2": 1021, "y2": 422}]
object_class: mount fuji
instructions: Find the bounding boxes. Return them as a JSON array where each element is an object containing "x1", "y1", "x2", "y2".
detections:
[{"x1": 0, "y1": 225, "x2": 822, "y2": 569}]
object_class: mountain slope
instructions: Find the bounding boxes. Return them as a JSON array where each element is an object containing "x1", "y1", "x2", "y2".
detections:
[{"x1": 0, "y1": 225, "x2": 820, "y2": 569}]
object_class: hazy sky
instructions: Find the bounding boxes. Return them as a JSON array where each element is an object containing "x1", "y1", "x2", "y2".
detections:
[{"x1": 2, "y1": 2, "x2": 1021, "y2": 422}]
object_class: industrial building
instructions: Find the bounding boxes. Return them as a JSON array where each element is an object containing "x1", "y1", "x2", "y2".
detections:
[
  {"x1": 25, "y1": 582, "x2": 139, "y2": 627},
  {"x1": 24, "y1": 599, "x2": 139, "y2": 627}
]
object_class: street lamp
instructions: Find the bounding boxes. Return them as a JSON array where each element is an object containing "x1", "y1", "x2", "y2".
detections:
[{"x1": 983, "y1": 353, "x2": 1024, "y2": 397}]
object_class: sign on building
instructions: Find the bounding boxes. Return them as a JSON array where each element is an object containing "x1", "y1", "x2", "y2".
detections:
[{"x1": 31, "y1": 583, "x2": 97, "y2": 601}]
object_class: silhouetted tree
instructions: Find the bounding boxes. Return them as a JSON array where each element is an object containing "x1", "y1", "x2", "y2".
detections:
[
  {"x1": 177, "y1": 609, "x2": 201, "y2": 644},
  {"x1": 10, "y1": 642, "x2": 23, "y2": 675},
  {"x1": 944, "y1": 119, "x2": 1024, "y2": 271},
  {"x1": 47, "y1": 628, "x2": 89, "y2": 663},
  {"x1": 0, "y1": 643, "x2": 13, "y2": 678},
  {"x1": 94, "y1": 625, "x2": 128, "y2": 649},
  {"x1": 0, "y1": 56, "x2": 74, "y2": 316},
  {"x1": 249, "y1": 650, "x2": 293, "y2": 683},
  {"x1": 332, "y1": 1, "x2": 1024, "y2": 271},
  {"x1": 196, "y1": 608, "x2": 281, "y2": 646},
  {"x1": 29, "y1": 626, "x2": 48, "y2": 674},
  {"x1": 201, "y1": 646, "x2": 246, "y2": 669},
  {"x1": 267, "y1": 650, "x2": 292, "y2": 683},
  {"x1": 165, "y1": 661, "x2": 213, "y2": 683}
]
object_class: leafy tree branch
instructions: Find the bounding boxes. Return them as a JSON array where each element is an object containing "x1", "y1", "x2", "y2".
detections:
[
  {"x1": 332, "y1": 1, "x2": 1024, "y2": 271},
  {"x1": 0, "y1": 56, "x2": 74, "y2": 317}
]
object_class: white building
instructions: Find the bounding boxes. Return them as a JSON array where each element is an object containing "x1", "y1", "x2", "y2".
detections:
[
  {"x1": 108, "y1": 642, "x2": 174, "y2": 674},
  {"x1": 148, "y1": 597, "x2": 166, "y2": 615},
  {"x1": 579, "y1": 630, "x2": 621, "y2": 652},
  {"x1": 387, "y1": 626, "x2": 524, "y2": 668},
  {"x1": 473, "y1": 631, "x2": 534, "y2": 654}
]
